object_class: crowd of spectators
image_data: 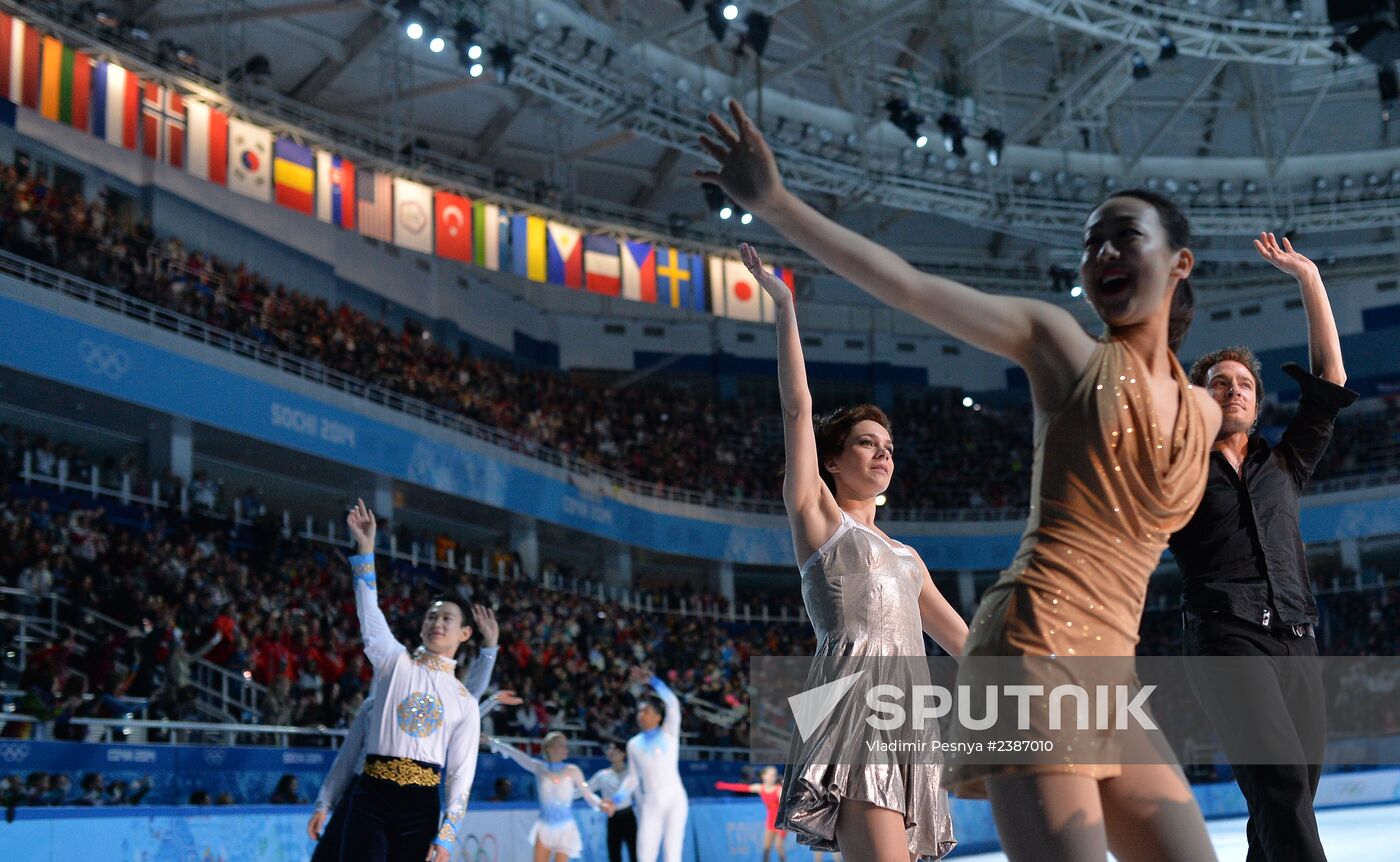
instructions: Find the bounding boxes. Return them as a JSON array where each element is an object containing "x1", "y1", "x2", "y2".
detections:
[
  {"x1": 0, "y1": 771, "x2": 152, "y2": 808},
  {"x1": 5, "y1": 163, "x2": 1397, "y2": 514}
]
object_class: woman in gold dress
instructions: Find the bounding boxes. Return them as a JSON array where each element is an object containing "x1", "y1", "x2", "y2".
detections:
[{"x1": 698, "y1": 102, "x2": 1222, "y2": 862}]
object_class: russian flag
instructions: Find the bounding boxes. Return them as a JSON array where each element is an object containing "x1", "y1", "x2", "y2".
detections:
[
  {"x1": 90, "y1": 61, "x2": 138, "y2": 150},
  {"x1": 546, "y1": 221, "x2": 583, "y2": 289},
  {"x1": 621, "y1": 240, "x2": 656, "y2": 304},
  {"x1": 583, "y1": 235, "x2": 621, "y2": 296},
  {"x1": 315, "y1": 150, "x2": 356, "y2": 230},
  {"x1": 273, "y1": 138, "x2": 315, "y2": 215}
]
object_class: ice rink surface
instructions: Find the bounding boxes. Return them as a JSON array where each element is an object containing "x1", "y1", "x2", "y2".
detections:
[{"x1": 954, "y1": 802, "x2": 1400, "y2": 860}]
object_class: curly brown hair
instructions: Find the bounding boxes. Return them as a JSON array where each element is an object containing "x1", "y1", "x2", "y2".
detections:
[
  {"x1": 813, "y1": 404, "x2": 892, "y2": 495},
  {"x1": 1188, "y1": 345, "x2": 1263, "y2": 395}
]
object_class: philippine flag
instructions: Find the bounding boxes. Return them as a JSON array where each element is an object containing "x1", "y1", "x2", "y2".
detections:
[
  {"x1": 546, "y1": 221, "x2": 583, "y2": 289},
  {"x1": 315, "y1": 150, "x2": 356, "y2": 230},
  {"x1": 583, "y1": 235, "x2": 621, "y2": 296}
]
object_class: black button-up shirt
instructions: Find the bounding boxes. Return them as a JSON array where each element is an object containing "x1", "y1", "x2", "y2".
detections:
[{"x1": 1168, "y1": 363, "x2": 1358, "y2": 627}]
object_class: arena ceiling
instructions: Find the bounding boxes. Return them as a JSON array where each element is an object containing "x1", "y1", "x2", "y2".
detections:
[{"x1": 28, "y1": 0, "x2": 1400, "y2": 286}]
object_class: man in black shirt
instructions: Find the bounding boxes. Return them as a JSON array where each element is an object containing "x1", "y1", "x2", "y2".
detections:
[{"x1": 1169, "y1": 233, "x2": 1355, "y2": 862}]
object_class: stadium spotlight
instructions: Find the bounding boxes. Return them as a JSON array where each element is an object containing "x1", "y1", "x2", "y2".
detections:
[
  {"x1": 723, "y1": 3, "x2": 740, "y2": 20},
  {"x1": 937, "y1": 113, "x2": 966, "y2": 156},
  {"x1": 468, "y1": 62, "x2": 484, "y2": 77},
  {"x1": 739, "y1": 211, "x2": 753, "y2": 225},
  {"x1": 744, "y1": 12, "x2": 771, "y2": 57},
  {"x1": 1157, "y1": 31, "x2": 1178, "y2": 62},
  {"x1": 429, "y1": 35, "x2": 446, "y2": 53},
  {"x1": 886, "y1": 99, "x2": 927, "y2": 147},
  {"x1": 453, "y1": 19, "x2": 481, "y2": 66},
  {"x1": 1131, "y1": 51, "x2": 1151, "y2": 79},
  {"x1": 704, "y1": 2, "x2": 729, "y2": 41},
  {"x1": 982, "y1": 129, "x2": 1005, "y2": 167},
  {"x1": 397, "y1": 0, "x2": 426, "y2": 39},
  {"x1": 703, "y1": 182, "x2": 732, "y2": 220},
  {"x1": 489, "y1": 43, "x2": 515, "y2": 85}
]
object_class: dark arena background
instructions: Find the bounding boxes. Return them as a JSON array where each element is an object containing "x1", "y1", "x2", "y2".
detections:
[{"x1": 2, "y1": 1, "x2": 1400, "y2": 860}]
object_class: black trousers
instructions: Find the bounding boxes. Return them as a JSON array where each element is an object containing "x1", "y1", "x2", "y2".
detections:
[
  {"x1": 340, "y1": 773, "x2": 441, "y2": 862},
  {"x1": 1184, "y1": 613, "x2": 1327, "y2": 862},
  {"x1": 311, "y1": 776, "x2": 357, "y2": 862},
  {"x1": 607, "y1": 806, "x2": 638, "y2": 862}
]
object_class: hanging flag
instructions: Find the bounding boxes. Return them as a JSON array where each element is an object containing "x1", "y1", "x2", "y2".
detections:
[
  {"x1": 583, "y1": 235, "x2": 621, "y2": 296},
  {"x1": 392, "y1": 177, "x2": 433, "y2": 254},
  {"x1": 510, "y1": 214, "x2": 548, "y2": 283},
  {"x1": 657, "y1": 247, "x2": 707, "y2": 311},
  {"x1": 38, "y1": 37, "x2": 90, "y2": 128},
  {"x1": 471, "y1": 200, "x2": 500, "y2": 270},
  {"x1": 434, "y1": 190, "x2": 471, "y2": 263},
  {"x1": 228, "y1": 117, "x2": 273, "y2": 201},
  {"x1": 621, "y1": 240, "x2": 657, "y2": 303},
  {"x1": 0, "y1": 13, "x2": 41, "y2": 110},
  {"x1": 546, "y1": 221, "x2": 583, "y2": 289},
  {"x1": 357, "y1": 170, "x2": 393, "y2": 241},
  {"x1": 272, "y1": 138, "x2": 314, "y2": 215},
  {"x1": 759, "y1": 265, "x2": 797, "y2": 323},
  {"x1": 185, "y1": 101, "x2": 228, "y2": 184},
  {"x1": 141, "y1": 81, "x2": 185, "y2": 167},
  {"x1": 315, "y1": 150, "x2": 356, "y2": 229},
  {"x1": 90, "y1": 61, "x2": 138, "y2": 150},
  {"x1": 708, "y1": 256, "x2": 758, "y2": 321}
]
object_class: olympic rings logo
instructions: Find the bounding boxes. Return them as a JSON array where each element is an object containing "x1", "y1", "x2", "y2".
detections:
[
  {"x1": 78, "y1": 339, "x2": 131, "y2": 380},
  {"x1": 0, "y1": 743, "x2": 30, "y2": 763},
  {"x1": 456, "y1": 832, "x2": 498, "y2": 862}
]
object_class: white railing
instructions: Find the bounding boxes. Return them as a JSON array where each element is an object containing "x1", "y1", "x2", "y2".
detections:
[
  {"x1": 0, "y1": 713, "x2": 349, "y2": 747},
  {"x1": 15, "y1": 457, "x2": 808, "y2": 626}
]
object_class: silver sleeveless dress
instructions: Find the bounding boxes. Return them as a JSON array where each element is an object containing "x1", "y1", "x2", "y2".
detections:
[{"x1": 776, "y1": 511, "x2": 957, "y2": 859}]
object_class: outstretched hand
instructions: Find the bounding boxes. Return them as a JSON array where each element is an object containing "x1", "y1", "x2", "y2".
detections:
[
  {"x1": 695, "y1": 99, "x2": 785, "y2": 215},
  {"x1": 346, "y1": 498, "x2": 376, "y2": 555},
  {"x1": 471, "y1": 604, "x2": 499, "y2": 647},
  {"x1": 1254, "y1": 232, "x2": 1319, "y2": 282},
  {"x1": 739, "y1": 243, "x2": 794, "y2": 308},
  {"x1": 493, "y1": 689, "x2": 524, "y2": 707}
]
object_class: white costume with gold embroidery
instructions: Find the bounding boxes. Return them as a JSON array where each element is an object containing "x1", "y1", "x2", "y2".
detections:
[{"x1": 351, "y1": 553, "x2": 479, "y2": 849}]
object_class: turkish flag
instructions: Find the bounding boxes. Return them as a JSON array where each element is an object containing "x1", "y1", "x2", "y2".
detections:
[{"x1": 435, "y1": 190, "x2": 472, "y2": 263}]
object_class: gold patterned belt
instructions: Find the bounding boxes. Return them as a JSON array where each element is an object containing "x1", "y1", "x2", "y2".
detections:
[{"x1": 363, "y1": 755, "x2": 441, "y2": 788}]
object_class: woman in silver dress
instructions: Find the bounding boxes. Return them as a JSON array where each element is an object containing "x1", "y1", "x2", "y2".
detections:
[{"x1": 738, "y1": 243, "x2": 967, "y2": 861}]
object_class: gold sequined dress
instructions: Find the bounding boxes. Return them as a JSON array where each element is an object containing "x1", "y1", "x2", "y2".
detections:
[{"x1": 945, "y1": 337, "x2": 1210, "y2": 797}]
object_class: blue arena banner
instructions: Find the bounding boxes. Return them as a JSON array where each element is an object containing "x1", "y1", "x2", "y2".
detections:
[{"x1": 0, "y1": 289, "x2": 1396, "y2": 568}]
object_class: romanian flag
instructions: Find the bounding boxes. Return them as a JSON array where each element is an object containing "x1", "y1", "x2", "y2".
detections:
[
  {"x1": 0, "y1": 14, "x2": 41, "y2": 110},
  {"x1": 38, "y1": 37, "x2": 90, "y2": 128},
  {"x1": 273, "y1": 138, "x2": 314, "y2": 215},
  {"x1": 471, "y1": 200, "x2": 501, "y2": 271},
  {"x1": 510, "y1": 213, "x2": 548, "y2": 284},
  {"x1": 545, "y1": 221, "x2": 583, "y2": 289}
]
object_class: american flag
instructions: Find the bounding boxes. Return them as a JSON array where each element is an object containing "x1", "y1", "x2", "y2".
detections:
[{"x1": 357, "y1": 170, "x2": 393, "y2": 242}]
